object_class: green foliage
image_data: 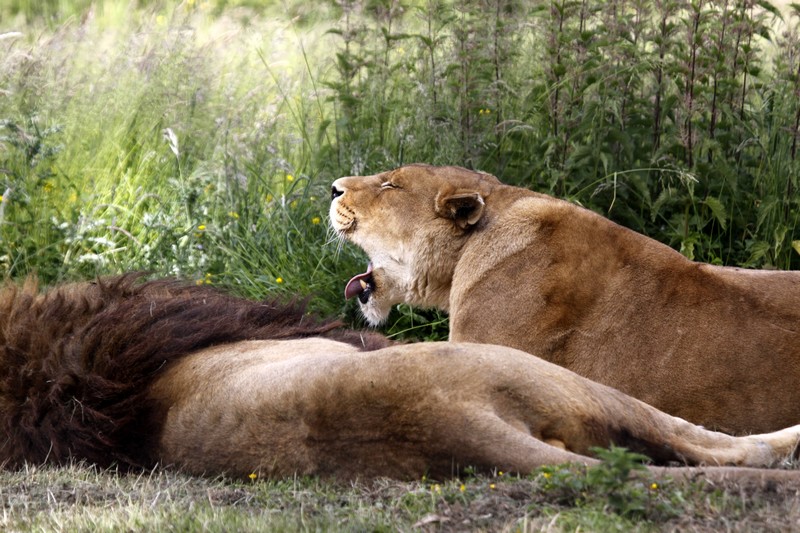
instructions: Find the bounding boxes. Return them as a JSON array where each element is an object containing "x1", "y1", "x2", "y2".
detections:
[
  {"x1": 319, "y1": 0, "x2": 800, "y2": 272},
  {"x1": 537, "y1": 447, "x2": 680, "y2": 522},
  {"x1": 0, "y1": 0, "x2": 798, "y2": 338}
]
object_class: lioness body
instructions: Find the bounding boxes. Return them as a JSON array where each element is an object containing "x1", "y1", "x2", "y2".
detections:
[
  {"x1": 330, "y1": 164, "x2": 800, "y2": 434},
  {"x1": 152, "y1": 338, "x2": 800, "y2": 482},
  {"x1": 2, "y1": 275, "x2": 800, "y2": 485}
]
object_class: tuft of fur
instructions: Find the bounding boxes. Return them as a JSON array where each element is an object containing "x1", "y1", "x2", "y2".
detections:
[{"x1": 0, "y1": 273, "x2": 389, "y2": 471}]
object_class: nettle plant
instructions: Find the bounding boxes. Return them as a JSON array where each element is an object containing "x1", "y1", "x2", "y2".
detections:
[{"x1": 322, "y1": 0, "x2": 799, "y2": 270}]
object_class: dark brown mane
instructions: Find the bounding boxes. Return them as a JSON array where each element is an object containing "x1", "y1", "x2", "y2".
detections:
[{"x1": 0, "y1": 273, "x2": 389, "y2": 471}]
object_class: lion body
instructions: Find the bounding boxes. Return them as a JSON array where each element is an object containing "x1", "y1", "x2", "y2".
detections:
[
  {"x1": 153, "y1": 338, "x2": 800, "y2": 481},
  {"x1": 331, "y1": 164, "x2": 800, "y2": 434},
  {"x1": 3, "y1": 274, "x2": 800, "y2": 485}
]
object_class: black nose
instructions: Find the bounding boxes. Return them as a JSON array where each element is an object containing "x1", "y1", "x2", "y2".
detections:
[{"x1": 331, "y1": 185, "x2": 344, "y2": 200}]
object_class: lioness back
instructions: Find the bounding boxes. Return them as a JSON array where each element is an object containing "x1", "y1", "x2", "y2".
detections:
[{"x1": 331, "y1": 164, "x2": 800, "y2": 434}]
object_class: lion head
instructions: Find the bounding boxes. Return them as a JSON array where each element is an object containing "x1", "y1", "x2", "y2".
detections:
[{"x1": 330, "y1": 164, "x2": 504, "y2": 325}]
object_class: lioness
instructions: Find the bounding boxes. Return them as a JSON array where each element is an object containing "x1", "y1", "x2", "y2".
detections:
[
  {"x1": 330, "y1": 164, "x2": 800, "y2": 435},
  {"x1": 2, "y1": 274, "x2": 800, "y2": 486}
]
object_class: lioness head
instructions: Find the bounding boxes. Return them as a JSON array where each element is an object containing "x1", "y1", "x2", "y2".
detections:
[{"x1": 330, "y1": 164, "x2": 499, "y2": 325}]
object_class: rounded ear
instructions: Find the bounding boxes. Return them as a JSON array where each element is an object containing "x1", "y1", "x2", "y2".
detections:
[{"x1": 435, "y1": 192, "x2": 485, "y2": 229}]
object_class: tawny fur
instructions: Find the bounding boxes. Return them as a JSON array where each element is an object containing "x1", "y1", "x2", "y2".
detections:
[
  {"x1": 330, "y1": 164, "x2": 800, "y2": 434},
  {"x1": 2, "y1": 274, "x2": 800, "y2": 489},
  {"x1": 0, "y1": 273, "x2": 388, "y2": 470}
]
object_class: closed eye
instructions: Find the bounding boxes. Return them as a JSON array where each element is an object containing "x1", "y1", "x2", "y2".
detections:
[{"x1": 380, "y1": 181, "x2": 399, "y2": 189}]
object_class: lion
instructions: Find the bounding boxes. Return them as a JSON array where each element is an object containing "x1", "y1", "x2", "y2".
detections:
[
  {"x1": 1, "y1": 274, "x2": 800, "y2": 487},
  {"x1": 330, "y1": 164, "x2": 800, "y2": 435}
]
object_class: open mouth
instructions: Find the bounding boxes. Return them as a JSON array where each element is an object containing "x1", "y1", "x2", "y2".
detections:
[{"x1": 344, "y1": 262, "x2": 375, "y2": 304}]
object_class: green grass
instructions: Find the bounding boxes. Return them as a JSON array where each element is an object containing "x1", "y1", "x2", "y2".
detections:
[
  {"x1": 0, "y1": 0, "x2": 355, "y2": 312},
  {"x1": 2, "y1": 457, "x2": 799, "y2": 532}
]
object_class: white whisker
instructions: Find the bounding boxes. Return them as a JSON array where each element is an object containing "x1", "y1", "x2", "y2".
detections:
[{"x1": 323, "y1": 226, "x2": 347, "y2": 258}]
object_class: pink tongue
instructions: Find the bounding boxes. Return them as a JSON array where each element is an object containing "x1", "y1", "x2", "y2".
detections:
[{"x1": 344, "y1": 263, "x2": 373, "y2": 300}]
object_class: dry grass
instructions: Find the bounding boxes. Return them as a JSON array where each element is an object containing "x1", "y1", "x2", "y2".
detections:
[{"x1": 2, "y1": 463, "x2": 800, "y2": 532}]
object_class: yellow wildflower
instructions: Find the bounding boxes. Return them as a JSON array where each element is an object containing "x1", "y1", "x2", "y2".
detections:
[
  {"x1": 459, "y1": 484, "x2": 466, "y2": 493},
  {"x1": 197, "y1": 224, "x2": 206, "y2": 231},
  {"x1": 498, "y1": 471, "x2": 504, "y2": 477},
  {"x1": 290, "y1": 200, "x2": 298, "y2": 209},
  {"x1": 266, "y1": 194, "x2": 273, "y2": 202},
  {"x1": 276, "y1": 277, "x2": 284, "y2": 284},
  {"x1": 286, "y1": 174, "x2": 294, "y2": 182},
  {"x1": 432, "y1": 484, "x2": 441, "y2": 493},
  {"x1": 542, "y1": 472, "x2": 552, "y2": 479},
  {"x1": 249, "y1": 472, "x2": 257, "y2": 481},
  {"x1": 650, "y1": 482, "x2": 658, "y2": 490},
  {"x1": 489, "y1": 483, "x2": 496, "y2": 490},
  {"x1": 311, "y1": 216, "x2": 321, "y2": 225},
  {"x1": 228, "y1": 211, "x2": 239, "y2": 219},
  {"x1": 195, "y1": 279, "x2": 204, "y2": 286}
]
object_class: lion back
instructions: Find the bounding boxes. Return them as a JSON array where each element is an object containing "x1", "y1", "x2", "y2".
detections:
[{"x1": 0, "y1": 273, "x2": 388, "y2": 471}]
